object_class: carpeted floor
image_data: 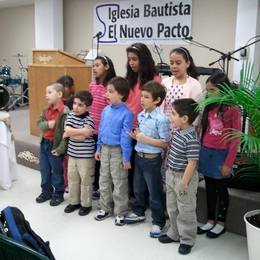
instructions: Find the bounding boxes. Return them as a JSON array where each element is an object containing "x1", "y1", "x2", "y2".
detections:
[{"x1": 9, "y1": 106, "x2": 40, "y2": 170}]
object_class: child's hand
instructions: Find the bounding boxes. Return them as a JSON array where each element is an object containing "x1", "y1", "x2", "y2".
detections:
[
  {"x1": 135, "y1": 131, "x2": 146, "y2": 143},
  {"x1": 180, "y1": 179, "x2": 188, "y2": 189},
  {"x1": 122, "y1": 162, "x2": 131, "y2": 170},
  {"x1": 129, "y1": 129, "x2": 137, "y2": 140},
  {"x1": 95, "y1": 152, "x2": 101, "y2": 161},
  {"x1": 220, "y1": 164, "x2": 231, "y2": 177},
  {"x1": 48, "y1": 120, "x2": 56, "y2": 129},
  {"x1": 63, "y1": 131, "x2": 68, "y2": 139},
  {"x1": 51, "y1": 149, "x2": 58, "y2": 156},
  {"x1": 83, "y1": 126, "x2": 94, "y2": 137}
]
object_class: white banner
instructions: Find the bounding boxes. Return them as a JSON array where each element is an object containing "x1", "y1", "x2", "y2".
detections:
[{"x1": 93, "y1": 0, "x2": 192, "y2": 45}]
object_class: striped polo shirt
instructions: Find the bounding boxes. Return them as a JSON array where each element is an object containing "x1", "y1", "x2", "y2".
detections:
[
  {"x1": 168, "y1": 127, "x2": 200, "y2": 171},
  {"x1": 66, "y1": 111, "x2": 95, "y2": 159}
]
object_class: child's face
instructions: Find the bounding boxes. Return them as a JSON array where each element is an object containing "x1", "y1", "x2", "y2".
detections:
[
  {"x1": 45, "y1": 85, "x2": 62, "y2": 106},
  {"x1": 106, "y1": 84, "x2": 123, "y2": 105},
  {"x1": 72, "y1": 98, "x2": 88, "y2": 116},
  {"x1": 141, "y1": 90, "x2": 158, "y2": 112},
  {"x1": 206, "y1": 82, "x2": 220, "y2": 97},
  {"x1": 93, "y1": 59, "x2": 108, "y2": 81},
  {"x1": 63, "y1": 85, "x2": 73, "y2": 99},
  {"x1": 127, "y1": 52, "x2": 140, "y2": 73},
  {"x1": 170, "y1": 106, "x2": 188, "y2": 129},
  {"x1": 169, "y1": 52, "x2": 190, "y2": 79}
]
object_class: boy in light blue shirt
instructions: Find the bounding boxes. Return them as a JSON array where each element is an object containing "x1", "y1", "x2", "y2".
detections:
[
  {"x1": 125, "y1": 81, "x2": 171, "y2": 238},
  {"x1": 94, "y1": 77, "x2": 133, "y2": 224}
]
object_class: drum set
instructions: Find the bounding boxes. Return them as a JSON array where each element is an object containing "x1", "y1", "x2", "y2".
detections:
[{"x1": 0, "y1": 55, "x2": 29, "y2": 111}]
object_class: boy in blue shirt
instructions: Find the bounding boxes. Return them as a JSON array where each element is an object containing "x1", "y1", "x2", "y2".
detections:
[
  {"x1": 125, "y1": 81, "x2": 171, "y2": 238},
  {"x1": 94, "y1": 77, "x2": 133, "y2": 224}
]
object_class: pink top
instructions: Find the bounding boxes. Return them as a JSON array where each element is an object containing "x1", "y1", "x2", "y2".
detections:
[
  {"x1": 88, "y1": 82, "x2": 108, "y2": 135},
  {"x1": 202, "y1": 106, "x2": 241, "y2": 168},
  {"x1": 125, "y1": 75, "x2": 161, "y2": 128}
]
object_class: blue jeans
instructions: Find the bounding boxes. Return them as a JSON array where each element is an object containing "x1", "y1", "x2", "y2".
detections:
[
  {"x1": 133, "y1": 154, "x2": 165, "y2": 227},
  {"x1": 39, "y1": 139, "x2": 64, "y2": 197}
]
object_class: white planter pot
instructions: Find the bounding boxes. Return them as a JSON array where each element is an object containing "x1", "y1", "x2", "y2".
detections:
[{"x1": 244, "y1": 210, "x2": 260, "y2": 260}]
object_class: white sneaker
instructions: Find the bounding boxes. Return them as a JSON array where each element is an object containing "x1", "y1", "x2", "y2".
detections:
[
  {"x1": 94, "y1": 210, "x2": 111, "y2": 221},
  {"x1": 150, "y1": 225, "x2": 162, "y2": 238},
  {"x1": 115, "y1": 215, "x2": 126, "y2": 226},
  {"x1": 124, "y1": 212, "x2": 146, "y2": 224}
]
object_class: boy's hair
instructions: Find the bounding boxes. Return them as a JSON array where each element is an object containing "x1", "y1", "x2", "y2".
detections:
[
  {"x1": 74, "y1": 90, "x2": 93, "y2": 107},
  {"x1": 141, "y1": 81, "x2": 166, "y2": 106},
  {"x1": 107, "y1": 76, "x2": 130, "y2": 102},
  {"x1": 48, "y1": 82, "x2": 64, "y2": 95},
  {"x1": 172, "y1": 98, "x2": 199, "y2": 124}
]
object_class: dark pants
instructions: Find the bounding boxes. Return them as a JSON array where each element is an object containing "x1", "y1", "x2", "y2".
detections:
[
  {"x1": 93, "y1": 135, "x2": 100, "y2": 191},
  {"x1": 39, "y1": 139, "x2": 64, "y2": 198},
  {"x1": 133, "y1": 154, "x2": 165, "y2": 227},
  {"x1": 204, "y1": 176, "x2": 230, "y2": 222}
]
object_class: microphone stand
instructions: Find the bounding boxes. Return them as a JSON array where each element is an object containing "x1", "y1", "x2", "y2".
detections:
[
  {"x1": 184, "y1": 38, "x2": 238, "y2": 74},
  {"x1": 96, "y1": 34, "x2": 101, "y2": 56},
  {"x1": 185, "y1": 37, "x2": 260, "y2": 75},
  {"x1": 209, "y1": 38, "x2": 260, "y2": 75}
]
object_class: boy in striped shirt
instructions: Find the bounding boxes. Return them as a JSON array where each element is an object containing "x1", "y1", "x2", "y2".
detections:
[
  {"x1": 158, "y1": 98, "x2": 200, "y2": 255},
  {"x1": 63, "y1": 91, "x2": 95, "y2": 216}
]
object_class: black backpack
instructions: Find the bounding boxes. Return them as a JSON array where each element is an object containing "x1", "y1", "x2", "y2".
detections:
[{"x1": 0, "y1": 206, "x2": 55, "y2": 260}]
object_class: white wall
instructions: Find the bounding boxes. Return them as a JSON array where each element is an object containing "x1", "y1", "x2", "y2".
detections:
[
  {"x1": 232, "y1": 0, "x2": 260, "y2": 81},
  {"x1": 0, "y1": 5, "x2": 34, "y2": 79}
]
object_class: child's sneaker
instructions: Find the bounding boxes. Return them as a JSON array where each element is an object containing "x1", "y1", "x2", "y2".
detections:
[
  {"x1": 124, "y1": 211, "x2": 146, "y2": 224},
  {"x1": 94, "y1": 209, "x2": 111, "y2": 221},
  {"x1": 150, "y1": 225, "x2": 162, "y2": 238},
  {"x1": 115, "y1": 215, "x2": 126, "y2": 226}
]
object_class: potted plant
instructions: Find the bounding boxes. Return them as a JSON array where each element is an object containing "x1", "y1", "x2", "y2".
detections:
[{"x1": 198, "y1": 61, "x2": 260, "y2": 260}]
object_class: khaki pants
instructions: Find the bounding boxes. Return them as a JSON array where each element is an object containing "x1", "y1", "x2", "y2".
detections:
[
  {"x1": 99, "y1": 145, "x2": 129, "y2": 216},
  {"x1": 68, "y1": 157, "x2": 95, "y2": 207},
  {"x1": 166, "y1": 168, "x2": 198, "y2": 246}
]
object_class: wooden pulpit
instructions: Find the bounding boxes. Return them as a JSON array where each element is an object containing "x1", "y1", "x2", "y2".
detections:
[{"x1": 28, "y1": 49, "x2": 92, "y2": 136}]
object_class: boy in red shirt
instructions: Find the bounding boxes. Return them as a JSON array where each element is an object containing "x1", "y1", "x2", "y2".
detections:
[{"x1": 36, "y1": 82, "x2": 70, "y2": 206}]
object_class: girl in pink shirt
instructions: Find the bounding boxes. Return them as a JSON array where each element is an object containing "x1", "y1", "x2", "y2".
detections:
[
  {"x1": 197, "y1": 72, "x2": 241, "y2": 238},
  {"x1": 89, "y1": 55, "x2": 116, "y2": 197},
  {"x1": 125, "y1": 43, "x2": 161, "y2": 128}
]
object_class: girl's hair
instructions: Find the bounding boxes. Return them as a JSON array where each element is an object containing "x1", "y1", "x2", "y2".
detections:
[
  {"x1": 95, "y1": 55, "x2": 116, "y2": 85},
  {"x1": 126, "y1": 43, "x2": 157, "y2": 89},
  {"x1": 201, "y1": 71, "x2": 233, "y2": 139},
  {"x1": 170, "y1": 47, "x2": 198, "y2": 79},
  {"x1": 56, "y1": 75, "x2": 75, "y2": 94}
]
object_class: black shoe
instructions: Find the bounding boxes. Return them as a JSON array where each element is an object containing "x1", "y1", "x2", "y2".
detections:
[
  {"x1": 158, "y1": 234, "x2": 180, "y2": 244},
  {"x1": 50, "y1": 197, "x2": 64, "y2": 206},
  {"x1": 197, "y1": 226, "x2": 212, "y2": 235},
  {"x1": 36, "y1": 193, "x2": 51, "y2": 203},
  {"x1": 178, "y1": 244, "x2": 192, "y2": 255},
  {"x1": 64, "y1": 204, "x2": 81, "y2": 213},
  {"x1": 78, "y1": 206, "x2": 92, "y2": 216},
  {"x1": 206, "y1": 227, "x2": 226, "y2": 238}
]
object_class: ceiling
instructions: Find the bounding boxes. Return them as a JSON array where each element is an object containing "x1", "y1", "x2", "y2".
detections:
[{"x1": 0, "y1": 0, "x2": 34, "y2": 9}]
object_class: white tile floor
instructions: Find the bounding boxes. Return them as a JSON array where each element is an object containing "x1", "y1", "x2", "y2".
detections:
[{"x1": 0, "y1": 165, "x2": 249, "y2": 260}]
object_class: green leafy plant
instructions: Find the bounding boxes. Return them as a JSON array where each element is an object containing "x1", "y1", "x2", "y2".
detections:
[{"x1": 198, "y1": 62, "x2": 260, "y2": 179}]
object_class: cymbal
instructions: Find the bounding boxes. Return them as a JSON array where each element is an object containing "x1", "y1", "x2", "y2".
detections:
[{"x1": 12, "y1": 53, "x2": 26, "y2": 58}]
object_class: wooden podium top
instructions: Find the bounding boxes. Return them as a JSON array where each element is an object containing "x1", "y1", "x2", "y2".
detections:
[{"x1": 32, "y1": 49, "x2": 86, "y2": 66}]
